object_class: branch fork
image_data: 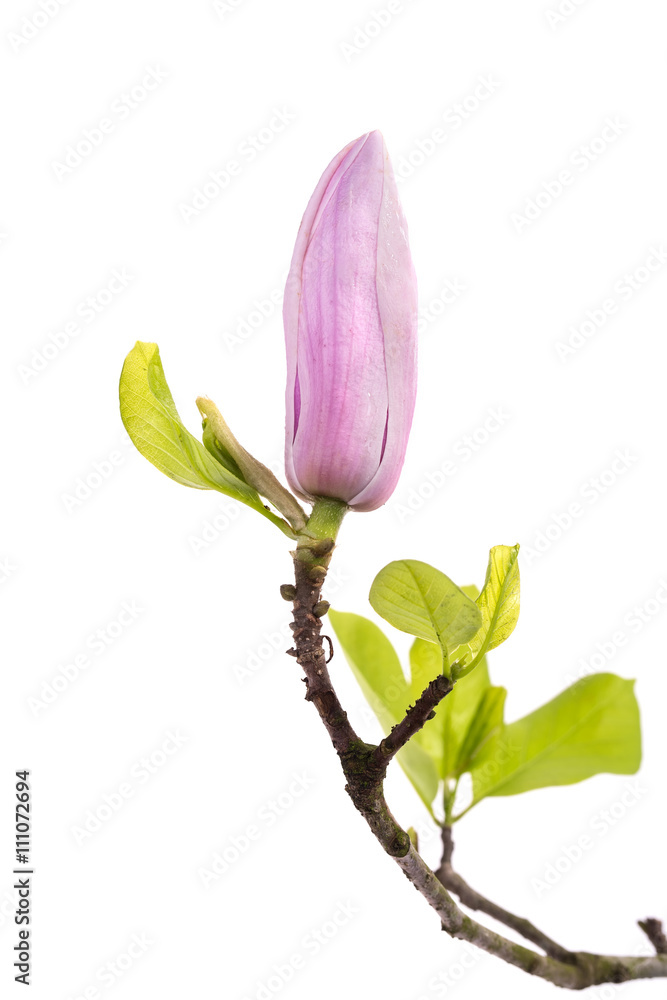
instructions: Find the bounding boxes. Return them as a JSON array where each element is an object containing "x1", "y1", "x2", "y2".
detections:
[{"x1": 284, "y1": 542, "x2": 667, "y2": 990}]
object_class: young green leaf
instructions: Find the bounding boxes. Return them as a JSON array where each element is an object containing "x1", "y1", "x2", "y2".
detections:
[
  {"x1": 454, "y1": 686, "x2": 506, "y2": 775},
  {"x1": 469, "y1": 673, "x2": 641, "y2": 804},
  {"x1": 329, "y1": 609, "x2": 408, "y2": 718},
  {"x1": 197, "y1": 396, "x2": 307, "y2": 532},
  {"x1": 119, "y1": 342, "x2": 295, "y2": 537},
  {"x1": 201, "y1": 417, "x2": 245, "y2": 480},
  {"x1": 452, "y1": 544, "x2": 520, "y2": 679},
  {"x1": 407, "y1": 637, "x2": 448, "y2": 765},
  {"x1": 409, "y1": 637, "x2": 505, "y2": 782},
  {"x1": 369, "y1": 560, "x2": 482, "y2": 676},
  {"x1": 408, "y1": 635, "x2": 445, "y2": 703},
  {"x1": 328, "y1": 609, "x2": 439, "y2": 813}
]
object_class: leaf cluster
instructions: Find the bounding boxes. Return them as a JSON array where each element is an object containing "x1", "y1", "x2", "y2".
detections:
[{"x1": 330, "y1": 549, "x2": 641, "y2": 821}]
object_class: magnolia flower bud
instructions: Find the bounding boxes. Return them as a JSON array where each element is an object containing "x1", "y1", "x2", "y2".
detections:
[{"x1": 283, "y1": 130, "x2": 418, "y2": 512}]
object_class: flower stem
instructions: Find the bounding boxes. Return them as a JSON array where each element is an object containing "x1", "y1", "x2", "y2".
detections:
[{"x1": 304, "y1": 497, "x2": 348, "y2": 542}]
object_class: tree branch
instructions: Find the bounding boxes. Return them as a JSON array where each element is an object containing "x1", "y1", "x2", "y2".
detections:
[
  {"x1": 638, "y1": 919, "x2": 667, "y2": 955},
  {"x1": 395, "y1": 845, "x2": 667, "y2": 988},
  {"x1": 373, "y1": 674, "x2": 452, "y2": 769},
  {"x1": 285, "y1": 538, "x2": 359, "y2": 759},
  {"x1": 286, "y1": 546, "x2": 667, "y2": 989},
  {"x1": 434, "y1": 825, "x2": 578, "y2": 965}
]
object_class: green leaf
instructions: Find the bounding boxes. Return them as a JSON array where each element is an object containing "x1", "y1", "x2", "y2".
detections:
[
  {"x1": 197, "y1": 396, "x2": 307, "y2": 533},
  {"x1": 120, "y1": 342, "x2": 253, "y2": 493},
  {"x1": 407, "y1": 637, "x2": 448, "y2": 766},
  {"x1": 329, "y1": 610, "x2": 408, "y2": 719},
  {"x1": 402, "y1": 588, "x2": 505, "y2": 783},
  {"x1": 119, "y1": 342, "x2": 294, "y2": 536},
  {"x1": 201, "y1": 418, "x2": 245, "y2": 480},
  {"x1": 435, "y1": 584, "x2": 493, "y2": 780},
  {"x1": 369, "y1": 560, "x2": 482, "y2": 676},
  {"x1": 409, "y1": 637, "x2": 505, "y2": 782},
  {"x1": 480, "y1": 545, "x2": 520, "y2": 651},
  {"x1": 328, "y1": 610, "x2": 439, "y2": 813},
  {"x1": 469, "y1": 673, "x2": 641, "y2": 803},
  {"x1": 455, "y1": 686, "x2": 506, "y2": 774},
  {"x1": 452, "y1": 544, "x2": 520, "y2": 678},
  {"x1": 408, "y1": 635, "x2": 444, "y2": 703}
]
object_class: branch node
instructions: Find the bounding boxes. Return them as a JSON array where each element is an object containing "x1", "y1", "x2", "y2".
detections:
[{"x1": 639, "y1": 919, "x2": 667, "y2": 954}]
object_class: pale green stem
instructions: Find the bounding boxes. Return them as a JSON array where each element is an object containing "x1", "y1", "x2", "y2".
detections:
[
  {"x1": 443, "y1": 777, "x2": 459, "y2": 825},
  {"x1": 303, "y1": 497, "x2": 349, "y2": 542}
]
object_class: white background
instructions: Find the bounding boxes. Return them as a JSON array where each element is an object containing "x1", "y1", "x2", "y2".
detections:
[{"x1": 1, "y1": 1, "x2": 666, "y2": 997}]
